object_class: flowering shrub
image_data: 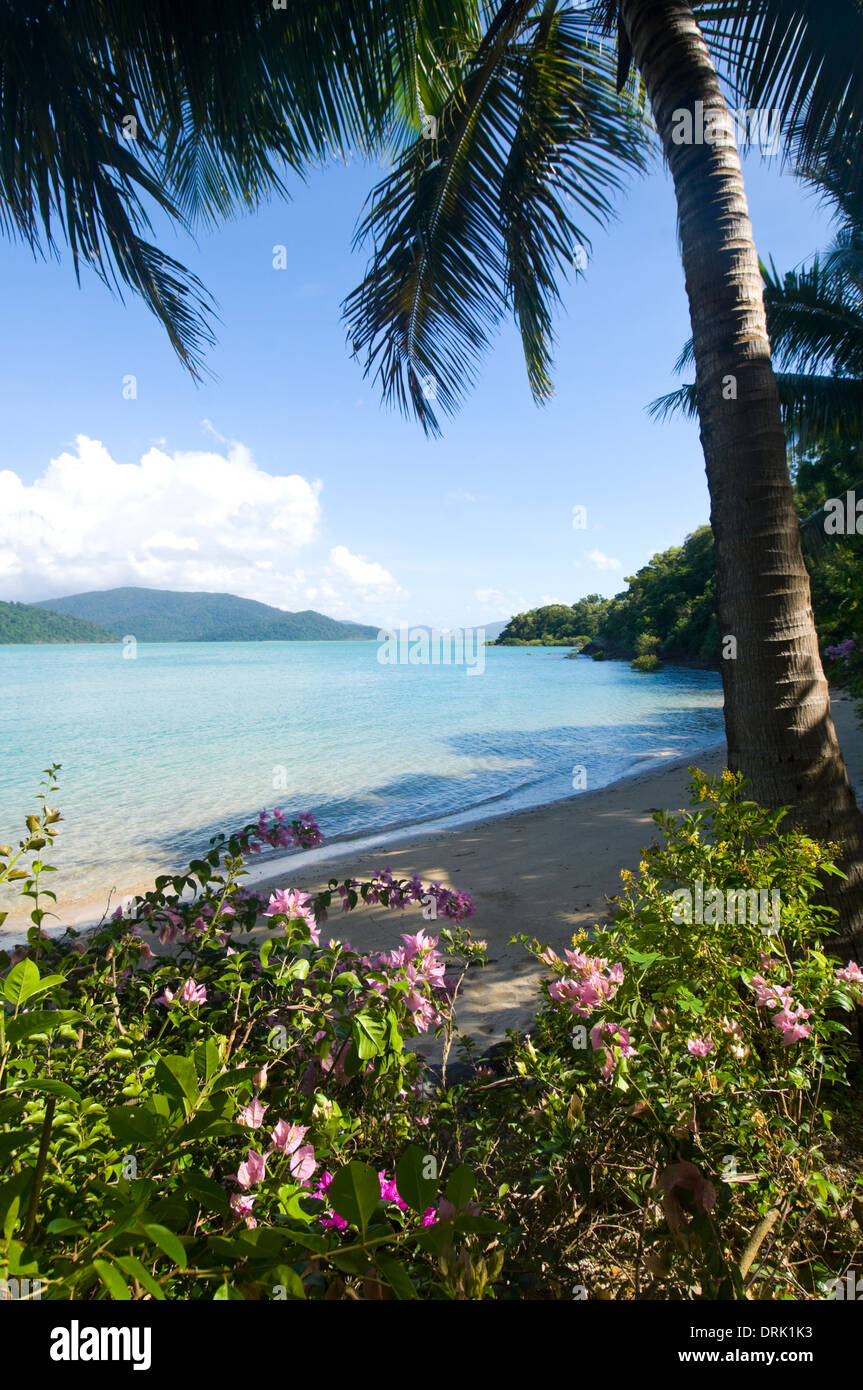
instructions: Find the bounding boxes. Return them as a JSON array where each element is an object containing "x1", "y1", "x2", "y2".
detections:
[
  {"x1": 0, "y1": 769, "x2": 496, "y2": 1300},
  {"x1": 3, "y1": 766, "x2": 861, "y2": 1301},
  {"x1": 503, "y1": 770, "x2": 863, "y2": 1297}
]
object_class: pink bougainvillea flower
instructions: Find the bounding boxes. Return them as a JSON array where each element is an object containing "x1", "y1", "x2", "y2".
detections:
[
  {"x1": 156, "y1": 978, "x2": 207, "y2": 1008},
  {"x1": 232, "y1": 1149, "x2": 267, "y2": 1190},
  {"x1": 230, "y1": 1193, "x2": 257, "y2": 1229},
  {"x1": 289, "y1": 1144, "x2": 317, "y2": 1184},
  {"x1": 271, "y1": 1120, "x2": 309, "y2": 1155},
  {"x1": 772, "y1": 1004, "x2": 812, "y2": 1045},
  {"x1": 238, "y1": 1099, "x2": 268, "y2": 1129},
  {"x1": 748, "y1": 973, "x2": 792, "y2": 1010},
  {"x1": 401, "y1": 928, "x2": 437, "y2": 958},
  {"x1": 262, "y1": 888, "x2": 320, "y2": 943},
  {"x1": 836, "y1": 960, "x2": 863, "y2": 991},
  {"x1": 686, "y1": 1034, "x2": 714, "y2": 1057},
  {"x1": 180, "y1": 978, "x2": 207, "y2": 1004},
  {"x1": 589, "y1": 1022, "x2": 637, "y2": 1080},
  {"x1": 658, "y1": 1160, "x2": 716, "y2": 1232}
]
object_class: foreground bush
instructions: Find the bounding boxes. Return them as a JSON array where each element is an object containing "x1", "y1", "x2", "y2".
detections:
[
  {"x1": 481, "y1": 770, "x2": 863, "y2": 1298},
  {"x1": 0, "y1": 768, "x2": 495, "y2": 1300},
  {"x1": 1, "y1": 767, "x2": 861, "y2": 1300}
]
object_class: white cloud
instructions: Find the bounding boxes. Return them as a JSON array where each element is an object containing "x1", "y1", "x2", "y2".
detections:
[
  {"x1": 0, "y1": 434, "x2": 403, "y2": 622},
  {"x1": 474, "y1": 587, "x2": 525, "y2": 617},
  {"x1": 322, "y1": 546, "x2": 407, "y2": 613},
  {"x1": 588, "y1": 548, "x2": 623, "y2": 571}
]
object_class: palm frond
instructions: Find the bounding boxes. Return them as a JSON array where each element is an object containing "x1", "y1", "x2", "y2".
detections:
[
  {"x1": 0, "y1": 0, "x2": 461, "y2": 374},
  {"x1": 647, "y1": 383, "x2": 699, "y2": 422},
  {"x1": 774, "y1": 372, "x2": 863, "y2": 450},
  {"x1": 343, "y1": 0, "x2": 648, "y2": 434},
  {"x1": 698, "y1": 1, "x2": 863, "y2": 194},
  {"x1": 762, "y1": 257, "x2": 863, "y2": 377}
]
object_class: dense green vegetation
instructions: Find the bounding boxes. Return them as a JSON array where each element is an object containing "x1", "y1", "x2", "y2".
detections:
[
  {"x1": 33, "y1": 588, "x2": 379, "y2": 643},
  {"x1": 0, "y1": 601, "x2": 114, "y2": 645},
  {"x1": 795, "y1": 441, "x2": 863, "y2": 712},
  {"x1": 496, "y1": 527, "x2": 717, "y2": 663}
]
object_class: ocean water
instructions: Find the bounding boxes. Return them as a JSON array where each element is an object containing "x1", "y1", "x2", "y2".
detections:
[{"x1": 0, "y1": 641, "x2": 724, "y2": 929}]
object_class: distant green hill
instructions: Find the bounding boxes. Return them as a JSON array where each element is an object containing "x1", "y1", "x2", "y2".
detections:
[
  {"x1": 33, "y1": 587, "x2": 380, "y2": 642},
  {"x1": 0, "y1": 600, "x2": 115, "y2": 645}
]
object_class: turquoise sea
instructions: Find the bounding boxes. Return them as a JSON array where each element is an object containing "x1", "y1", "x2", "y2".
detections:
[{"x1": 0, "y1": 641, "x2": 724, "y2": 929}]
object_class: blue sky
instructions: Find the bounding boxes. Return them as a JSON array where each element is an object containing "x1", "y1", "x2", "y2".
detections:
[{"x1": 0, "y1": 144, "x2": 835, "y2": 630}]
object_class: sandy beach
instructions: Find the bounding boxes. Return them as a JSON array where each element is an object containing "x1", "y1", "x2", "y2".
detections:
[{"x1": 244, "y1": 695, "x2": 863, "y2": 1062}]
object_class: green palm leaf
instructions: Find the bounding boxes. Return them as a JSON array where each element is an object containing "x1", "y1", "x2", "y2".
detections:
[{"x1": 343, "y1": 1, "x2": 648, "y2": 435}]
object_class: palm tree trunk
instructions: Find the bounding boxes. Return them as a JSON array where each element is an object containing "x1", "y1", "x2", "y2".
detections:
[{"x1": 618, "y1": 0, "x2": 863, "y2": 953}]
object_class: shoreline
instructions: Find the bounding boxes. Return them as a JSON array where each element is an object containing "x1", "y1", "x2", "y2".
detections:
[
  {"x1": 1, "y1": 736, "x2": 725, "y2": 944},
  {"x1": 5, "y1": 695, "x2": 861, "y2": 1058}
]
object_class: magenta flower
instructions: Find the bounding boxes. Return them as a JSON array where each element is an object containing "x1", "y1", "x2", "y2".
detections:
[
  {"x1": 686, "y1": 1034, "x2": 714, "y2": 1057},
  {"x1": 378, "y1": 1172, "x2": 409, "y2": 1210},
  {"x1": 312, "y1": 1171, "x2": 349, "y2": 1230}
]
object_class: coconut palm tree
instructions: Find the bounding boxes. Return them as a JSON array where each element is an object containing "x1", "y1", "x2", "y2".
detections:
[{"x1": 342, "y1": 0, "x2": 863, "y2": 946}]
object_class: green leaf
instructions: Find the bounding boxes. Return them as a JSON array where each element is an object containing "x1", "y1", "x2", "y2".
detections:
[
  {"x1": 46, "y1": 1218, "x2": 83, "y2": 1235},
  {"x1": 444, "y1": 1162, "x2": 475, "y2": 1210},
  {"x1": 107, "y1": 1104, "x2": 161, "y2": 1145},
  {"x1": 4, "y1": 958, "x2": 40, "y2": 1005},
  {"x1": 15, "y1": 1077, "x2": 80, "y2": 1101},
  {"x1": 93, "y1": 1258, "x2": 131, "y2": 1300},
  {"x1": 328, "y1": 1160, "x2": 381, "y2": 1232},
  {"x1": 268, "y1": 1265, "x2": 307, "y2": 1299},
  {"x1": 141, "y1": 1222, "x2": 188, "y2": 1269},
  {"x1": 179, "y1": 1169, "x2": 232, "y2": 1218},
  {"x1": 154, "y1": 1053, "x2": 199, "y2": 1104},
  {"x1": 214, "y1": 1282, "x2": 244, "y2": 1300},
  {"x1": 114, "y1": 1254, "x2": 166, "y2": 1300},
  {"x1": 6, "y1": 1010, "x2": 81, "y2": 1044},
  {"x1": 352, "y1": 1011, "x2": 387, "y2": 1060},
  {"x1": 395, "y1": 1144, "x2": 438, "y2": 1214},
  {"x1": 211, "y1": 1065, "x2": 261, "y2": 1093},
  {"x1": 375, "y1": 1250, "x2": 417, "y2": 1299}
]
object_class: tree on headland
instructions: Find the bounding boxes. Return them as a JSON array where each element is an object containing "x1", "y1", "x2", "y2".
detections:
[{"x1": 342, "y1": 0, "x2": 863, "y2": 946}]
